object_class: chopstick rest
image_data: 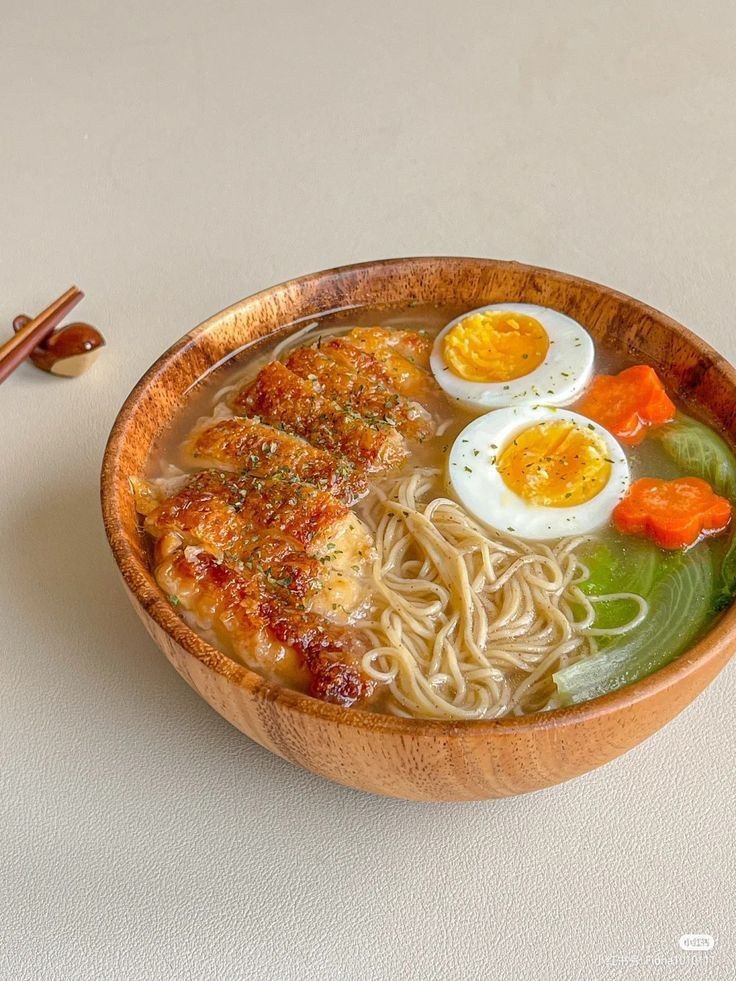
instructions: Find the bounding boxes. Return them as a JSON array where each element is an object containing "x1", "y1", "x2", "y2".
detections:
[
  {"x1": 0, "y1": 286, "x2": 105, "y2": 384},
  {"x1": 12, "y1": 314, "x2": 105, "y2": 377}
]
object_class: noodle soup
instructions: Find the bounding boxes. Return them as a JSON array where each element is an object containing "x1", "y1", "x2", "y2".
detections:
[{"x1": 133, "y1": 304, "x2": 736, "y2": 720}]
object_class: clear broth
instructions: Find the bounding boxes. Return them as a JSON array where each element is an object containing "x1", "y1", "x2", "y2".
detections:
[{"x1": 143, "y1": 303, "x2": 731, "y2": 713}]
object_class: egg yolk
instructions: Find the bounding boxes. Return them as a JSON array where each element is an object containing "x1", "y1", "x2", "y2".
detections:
[
  {"x1": 443, "y1": 311, "x2": 549, "y2": 383},
  {"x1": 497, "y1": 419, "x2": 611, "y2": 507}
]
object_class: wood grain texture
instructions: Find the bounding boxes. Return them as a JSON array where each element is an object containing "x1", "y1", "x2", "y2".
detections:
[{"x1": 100, "y1": 257, "x2": 736, "y2": 801}]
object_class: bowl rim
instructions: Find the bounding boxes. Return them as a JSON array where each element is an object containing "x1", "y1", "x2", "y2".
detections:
[{"x1": 101, "y1": 255, "x2": 736, "y2": 735}]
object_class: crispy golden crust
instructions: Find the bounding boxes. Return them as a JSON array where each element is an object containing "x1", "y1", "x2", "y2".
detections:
[
  {"x1": 145, "y1": 469, "x2": 350, "y2": 559},
  {"x1": 259, "y1": 596, "x2": 372, "y2": 704},
  {"x1": 345, "y1": 327, "x2": 438, "y2": 405},
  {"x1": 316, "y1": 337, "x2": 393, "y2": 384},
  {"x1": 284, "y1": 345, "x2": 434, "y2": 441},
  {"x1": 181, "y1": 416, "x2": 366, "y2": 503},
  {"x1": 160, "y1": 546, "x2": 265, "y2": 639},
  {"x1": 159, "y1": 547, "x2": 373, "y2": 707},
  {"x1": 351, "y1": 326, "x2": 432, "y2": 366},
  {"x1": 233, "y1": 537, "x2": 326, "y2": 601},
  {"x1": 145, "y1": 478, "x2": 243, "y2": 558},
  {"x1": 231, "y1": 361, "x2": 407, "y2": 474}
]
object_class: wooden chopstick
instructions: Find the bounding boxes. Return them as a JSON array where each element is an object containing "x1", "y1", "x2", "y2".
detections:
[{"x1": 0, "y1": 286, "x2": 84, "y2": 385}]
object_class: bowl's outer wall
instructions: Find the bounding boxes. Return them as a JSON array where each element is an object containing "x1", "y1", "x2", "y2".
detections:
[{"x1": 102, "y1": 257, "x2": 736, "y2": 800}]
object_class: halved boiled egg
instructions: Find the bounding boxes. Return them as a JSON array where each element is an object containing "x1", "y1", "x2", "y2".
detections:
[
  {"x1": 448, "y1": 407, "x2": 630, "y2": 540},
  {"x1": 430, "y1": 303, "x2": 594, "y2": 410}
]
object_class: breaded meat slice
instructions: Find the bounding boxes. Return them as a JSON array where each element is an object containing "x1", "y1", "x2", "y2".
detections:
[
  {"x1": 348, "y1": 326, "x2": 432, "y2": 367},
  {"x1": 344, "y1": 327, "x2": 438, "y2": 406},
  {"x1": 157, "y1": 546, "x2": 373, "y2": 707},
  {"x1": 143, "y1": 469, "x2": 350, "y2": 558},
  {"x1": 137, "y1": 469, "x2": 374, "y2": 615},
  {"x1": 180, "y1": 415, "x2": 366, "y2": 504},
  {"x1": 283, "y1": 344, "x2": 434, "y2": 441},
  {"x1": 231, "y1": 361, "x2": 406, "y2": 474}
]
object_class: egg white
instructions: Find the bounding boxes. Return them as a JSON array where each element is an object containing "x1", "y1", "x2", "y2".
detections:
[
  {"x1": 430, "y1": 303, "x2": 594, "y2": 411},
  {"x1": 448, "y1": 406, "x2": 630, "y2": 541}
]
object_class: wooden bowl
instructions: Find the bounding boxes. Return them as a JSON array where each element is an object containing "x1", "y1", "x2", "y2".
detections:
[{"x1": 101, "y1": 257, "x2": 736, "y2": 801}]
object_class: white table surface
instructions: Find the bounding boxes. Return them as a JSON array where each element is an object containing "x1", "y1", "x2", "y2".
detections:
[{"x1": 2, "y1": 1, "x2": 735, "y2": 978}]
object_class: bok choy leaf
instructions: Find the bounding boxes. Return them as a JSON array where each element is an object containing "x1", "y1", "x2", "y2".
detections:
[
  {"x1": 656, "y1": 412, "x2": 736, "y2": 608},
  {"x1": 554, "y1": 544, "x2": 713, "y2": 705},
  {"x1": 657, "y1": 412, "x2": 736, "y2": 500},
  {"x1": 578, "y1": 537, "x2": 661, "y2": 634}
]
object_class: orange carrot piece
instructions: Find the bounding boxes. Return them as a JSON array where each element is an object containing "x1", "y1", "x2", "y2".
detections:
[
  {"x1": 613, "y1": 477, "x2": 732, "y2": 549},
  {"x1": 577, "y1": 365, "x2": 675, "y2": 445}
]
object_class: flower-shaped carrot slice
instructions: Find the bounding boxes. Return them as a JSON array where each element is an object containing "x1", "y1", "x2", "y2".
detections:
[
  {"x1": 577, "y1": 365, "x2": 675, "y2": 445},
  {"x1": 613, "y1": 477, "x2": 732, "y2": 549}
]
